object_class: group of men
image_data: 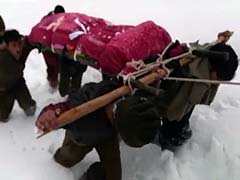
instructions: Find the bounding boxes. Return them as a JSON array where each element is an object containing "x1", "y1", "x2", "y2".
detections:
[
  {"x1": 0, "y1": 5, "x2": 87, "y2": 122},
  {"x1": 35, "y1": 28, "x2": 238, "y2": 180},
  {"x1": 1, "y1": 6, "x2": 239, "y2": 180}
]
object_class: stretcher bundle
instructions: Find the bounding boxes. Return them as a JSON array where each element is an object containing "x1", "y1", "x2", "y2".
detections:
[{"x1": 28, "y1": 12, "x2": 186, "y2": 76}]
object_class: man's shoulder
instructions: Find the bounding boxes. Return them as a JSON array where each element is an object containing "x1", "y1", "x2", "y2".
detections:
[
  {"x1": 0, "y1": 49, "x2": 8, "y2": 57},
  {"x1": 0, "y1": 49, "x2": 15, "y2": 62}
]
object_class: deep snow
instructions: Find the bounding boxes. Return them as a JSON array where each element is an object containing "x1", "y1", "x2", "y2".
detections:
[{"x1": 0, "y1": 0, "x2": 240, "y2": 180}]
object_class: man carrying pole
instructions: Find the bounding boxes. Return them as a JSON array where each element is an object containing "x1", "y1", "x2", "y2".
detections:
[{"x1": 35, "y1": 37, "x2": 238, "y2": 180}]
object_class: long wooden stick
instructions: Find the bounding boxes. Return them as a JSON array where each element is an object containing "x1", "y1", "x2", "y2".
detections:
[{"x1": 37, "y1": 71, "x2": 165, "y2": 138}]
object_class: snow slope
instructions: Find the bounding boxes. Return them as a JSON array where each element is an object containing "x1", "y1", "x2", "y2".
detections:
[{"x1": 0, "y1": 0, "x2": 240, "y2": 179}]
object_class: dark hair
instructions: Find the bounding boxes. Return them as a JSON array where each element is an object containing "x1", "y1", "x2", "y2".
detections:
[
  {"x1": 54, "y1": 5, "x2": 65, "y2": 14},
  {"x1": 217, "y1": 30, "x2": 233, "y2": 38},
  {"x1": 209, "y1": 43, "x2": 238, "y2": 80},
  {"x1": 3, "y1": 29, "x2": 22, "y2": 44}
]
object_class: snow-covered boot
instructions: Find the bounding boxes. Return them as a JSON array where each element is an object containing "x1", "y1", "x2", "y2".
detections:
[
  {"x1": 79, "y1": 162, "x2": 107, "y2": 180},
  {"x1": 24, "y1": 104, "x2": 36, "y2": 116},
  {"x1": 159, "y1": 123, "x2": 192, "y2": 152},
  {"x1": 0, "y1": 117, "x2": 8, "y2": 123},
  {"x1": 0, "y1": 112, "x2": 9, "y2": 122},
  {"x1": 159, "y1": 109, "x2": 193, "y2": 152}
]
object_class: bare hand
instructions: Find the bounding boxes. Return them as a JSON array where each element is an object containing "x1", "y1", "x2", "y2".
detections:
[
  {"x1": 35, "y1": 110, "x2": 59, "y2": 132},
  {"x1": 153, "y1": 68, "x2": 169, "y2": 81}
]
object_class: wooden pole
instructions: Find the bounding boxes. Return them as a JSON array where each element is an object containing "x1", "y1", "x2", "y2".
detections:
[{"x1": 37, "y1": 71, "x2": 165, "y2": 138}]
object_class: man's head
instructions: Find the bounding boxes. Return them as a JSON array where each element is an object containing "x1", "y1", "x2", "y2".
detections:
[
  {"x1": 216, "y1": 30, "x2": 233, "y2": 44},
  {"x1": 209, "y1": 43, "x2": 238, "y2": 80},
  {"x1": 54, "y1": 5, "x2": 65, "y2": 14},
  {"x1": 3, "y1": 29, "x2": 23, "y2": 60},
  {"x1": 217, "y1": 30, "x2": 233, "y2": 39}
]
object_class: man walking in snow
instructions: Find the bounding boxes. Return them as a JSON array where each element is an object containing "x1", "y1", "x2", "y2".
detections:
[
  {"x1": 36, "y1": 80, "x2": 122, "y2": 180},
  {"x1": 115, "y1": 42, "x2": 238, "y2": 151},
  {"x1": 40, "y1": 5, "x2": 88, "y2": 95},
  {"x1": 41, "y1": 5, "x2": 66, "y2": 89},
  {"x1": 0, "y1": 30, "x2": 36, "y2": 122}
]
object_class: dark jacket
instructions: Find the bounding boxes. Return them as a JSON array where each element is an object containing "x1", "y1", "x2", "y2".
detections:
[
  {"x1": 115, "y1": 49, "x2": 219, "y2": 147},
  {"x1": 0, "y1": 49, "x2": 25, "y2": 91},
  {"x1": 154, "y1": 56, "x2": 218, "y2": 121},
  {"x1": 65, "y1": 80, "x2": 119, "y2": 145},
  {"x1": 41, "y1": 80, "x2": 120, "y2": 145}
]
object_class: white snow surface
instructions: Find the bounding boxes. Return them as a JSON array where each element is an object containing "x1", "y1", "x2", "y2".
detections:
[{"x1": 1, "y1": 0, "x2": 240, "y2": 179}]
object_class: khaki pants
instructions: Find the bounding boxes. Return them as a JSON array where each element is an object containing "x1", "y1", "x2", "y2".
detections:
[
  {"x1": 0, "y1": 78, "x2": 36, "y2": 119},
  {"x1": 54, "y1": 131, "x2": 121, "y2": 180}
]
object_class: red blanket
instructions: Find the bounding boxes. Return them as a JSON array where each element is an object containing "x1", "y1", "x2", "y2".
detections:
[{"x1": 28, "y1": 13, "x2": 172, "y2": 75}]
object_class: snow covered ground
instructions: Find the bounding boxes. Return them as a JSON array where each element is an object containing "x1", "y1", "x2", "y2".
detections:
[{"x1": 0, "y1": 0, "x2": 240, "y2": 179}]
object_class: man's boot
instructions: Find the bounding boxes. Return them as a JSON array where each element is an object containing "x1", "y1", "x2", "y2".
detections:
[
  {"x1": 0, "y1": 112, "x2": 9, "y2": 123},
  {"x1": 0, "y1": 117, "x2": 8, "y2": 123},
  {"x1": 159, "y1": 121, "x2": 192, "y2": 152},
  {"x1": 79, "y1": 162, "x2": 107, "y2": 180},
  {"x1": 159, "y1": 108, "x2": 194, "y2": 152},
  {"x1": 24, "y1": 104, "x2": 36, "y2": 116}
]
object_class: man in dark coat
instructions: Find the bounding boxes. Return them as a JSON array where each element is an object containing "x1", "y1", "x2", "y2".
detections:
[
  {"x1": 0, "y1": 30, "x2": 36, "y2": 122},
  {"x1": 41, "y1": 5, "x2": 65, "y2": 89},
  {"x1": 36, "y1": 80, "x2": 121, "y2": 180},
  {"x1": 41, "y1": 5, "x2": 88, "y2": 94},
  {"x1": 115, "y1": 42, "x2": 238, "y2": 151}
]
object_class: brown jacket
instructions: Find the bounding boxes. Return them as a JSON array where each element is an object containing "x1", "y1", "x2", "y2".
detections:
[
  {"x1": 0, "y1": 49, "x2": 25, "y2": 91},
  {"x1": 165, "y1": 56, "x2": 218, "y2": 121}
]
